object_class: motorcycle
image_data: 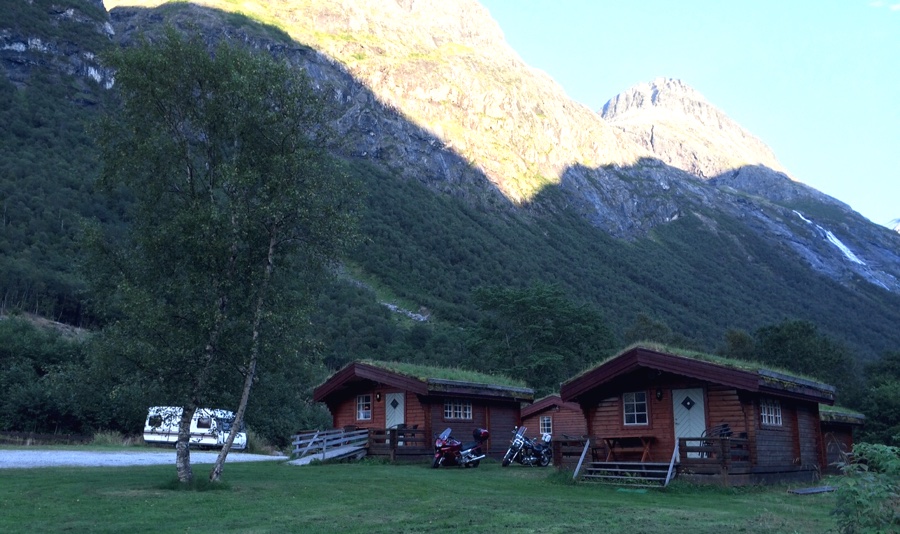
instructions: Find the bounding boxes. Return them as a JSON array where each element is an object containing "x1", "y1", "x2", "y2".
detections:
[
  {"x1": 501, "y1": 426, "x2": 552, "y2": 467},
  {"x1": 432, "y1": 427, "x2": 489, "y2": 468}
]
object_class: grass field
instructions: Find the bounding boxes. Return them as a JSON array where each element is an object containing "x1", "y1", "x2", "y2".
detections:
[{"x1": 0, "y1": 457, "x2": 838, "y2": 533}]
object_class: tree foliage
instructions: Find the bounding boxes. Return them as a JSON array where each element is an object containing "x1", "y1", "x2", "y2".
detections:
[
  {"x1": 858, "y1": 351, "x2": 900, "y2": 445},
  {"x1": 468, "y1": 283, "x2": 616, "y2": 395},
  {"x1": 88, "y1": 29, "x2": 357, "y2": 481}
]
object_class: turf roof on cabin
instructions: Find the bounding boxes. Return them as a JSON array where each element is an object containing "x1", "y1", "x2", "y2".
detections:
[
  {"x1": 819, "y1": 404, "x2": 866, "y2": 424},
  {"x1": 358, "y1": 360, "x2": 528, "y2": 389},
  {"x1": 563, "y1": 342, "x2": 834, "y2": 392}
]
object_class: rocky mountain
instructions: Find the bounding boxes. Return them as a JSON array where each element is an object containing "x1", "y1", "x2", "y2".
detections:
[
  {"x1": 1, "y1": 0, "x2": 114, "y2": 93},
  {"x1": 602, "y1": 77, "x2": 788, "y2": 180},
  {"x1": 4, "y1": 0, "x2": 900, "y2": 357}
]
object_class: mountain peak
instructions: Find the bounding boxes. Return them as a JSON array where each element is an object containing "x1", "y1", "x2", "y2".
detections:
[
  {"x1": 601, "y1": 77, "x2": 707, "y2": 119},
  {"x1": 601, "y1": 77, "x2": 788, "y2": 180}
]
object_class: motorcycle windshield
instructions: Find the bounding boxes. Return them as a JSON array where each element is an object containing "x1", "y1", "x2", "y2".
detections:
[
  {"x1": 515, "y1": 426, "x2": 526, "y2": 438},
  {"x1": 438, "y1": 428, "x2": 452, "y2": 440}
]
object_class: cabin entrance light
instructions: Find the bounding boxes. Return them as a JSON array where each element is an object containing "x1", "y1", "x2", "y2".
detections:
[
  {"x1": 376, "y1": 392, "x2": 382, "y2": 402},
  {"x1": 656, "y1": 388, "x2": 664, "y2": 401}
]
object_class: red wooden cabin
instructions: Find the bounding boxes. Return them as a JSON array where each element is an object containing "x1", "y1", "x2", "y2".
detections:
[
  {"x1": 520, "y1": 395, "x2": 587, "y2": 440},
  {"x1": 313, "y1": 361, "x2": 533, "y2": 458},
  {"x1": 560, "y1": 345, "x2": 837, "y2": 485}
]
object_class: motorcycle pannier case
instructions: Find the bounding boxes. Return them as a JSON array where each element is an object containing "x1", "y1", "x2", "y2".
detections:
[{"x1": 473, "y1": 428, "x2": 489, "y2": 440}]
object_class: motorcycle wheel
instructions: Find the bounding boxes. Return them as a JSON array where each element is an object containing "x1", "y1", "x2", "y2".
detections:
[
  {"x1": 501, "y1": 450, "x2": 513, "y2": 467},
  {"x1": 432, "y1": 456, "x2": 441, "y2": 469},
  {"x1": 539, "y1": 450, "x2": 551, "y2": 467},
  {"x1": 466, "y1": 460, "x2": 480, "y2": 468}
]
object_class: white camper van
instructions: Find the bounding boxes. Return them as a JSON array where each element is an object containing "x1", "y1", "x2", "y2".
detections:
[{"x1": 143, "y1": 406, "x2": 247, "y2": 450}]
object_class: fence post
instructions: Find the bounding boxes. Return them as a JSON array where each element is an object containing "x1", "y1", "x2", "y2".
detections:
[{"x1": 389, "y1": 429, "x2": 397, "y2": 461}]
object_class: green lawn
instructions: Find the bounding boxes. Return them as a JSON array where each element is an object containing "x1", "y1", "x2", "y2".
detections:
[{"x1": 0, "y1": 458, "x2": 838, "y2": 533}]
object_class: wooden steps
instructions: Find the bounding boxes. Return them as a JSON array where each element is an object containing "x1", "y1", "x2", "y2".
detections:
[{"x1": 582, "y1": 461, "x2": 670, "y2": 487}]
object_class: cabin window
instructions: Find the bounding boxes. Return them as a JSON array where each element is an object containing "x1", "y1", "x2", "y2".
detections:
[
  {"x1": 540, "y1": 416, "x2": 552, "y2": 435},
  {"x1": 356, "y1": 394, "x2": 372, "y2": 421},
  {"x1": 623, "y1": 391, "x2": 648, "y2": 425},
  {"x1": 444, "y1": 399, "x2": 472, "y2": 420},
  {"x1": 760, "y1": 398, "x2": 782, "y2": 426},
  {"x1": 196, "y1": 416, "x2": 212, "y2": 429}
]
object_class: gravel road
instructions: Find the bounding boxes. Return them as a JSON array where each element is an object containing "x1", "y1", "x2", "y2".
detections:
[{"x1": 0, "y1": 449, "x2": 288, "y2": 469}]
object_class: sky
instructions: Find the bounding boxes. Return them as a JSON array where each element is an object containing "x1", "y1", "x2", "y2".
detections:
[{"x1": 479, "y1": 0, "x2": 899, "y2": 228}]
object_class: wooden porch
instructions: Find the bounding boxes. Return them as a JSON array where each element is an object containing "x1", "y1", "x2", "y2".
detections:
[
  {"x1": 560, "y1": 435, "x2": 758, "y2": 486},
  {"x1": 677, "y1": 436, "x2": 752, "y2": 475},
  {"x1": 367, "y1": 427, "x2": 431, "y2": 461}
]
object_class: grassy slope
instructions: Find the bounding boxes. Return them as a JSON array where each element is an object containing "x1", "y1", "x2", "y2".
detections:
[{"x1": 0, "y1": 460, "x2": 837, "y2": 533}]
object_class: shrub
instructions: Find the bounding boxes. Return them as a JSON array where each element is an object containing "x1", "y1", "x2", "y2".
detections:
[{"x1": 832, "y1": 442, "x2": 900, "y2": 533}]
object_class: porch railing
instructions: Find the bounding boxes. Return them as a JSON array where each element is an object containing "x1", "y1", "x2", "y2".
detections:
[
  {"x1": 367, "y1": 427, "x2": 430, "y2": 461},
  {"x1": 678, "y1": 436, "x2": 751, "y2": 474},
  {"x1": 290, "y1": 428, "x2": 369, "y2": 461}
]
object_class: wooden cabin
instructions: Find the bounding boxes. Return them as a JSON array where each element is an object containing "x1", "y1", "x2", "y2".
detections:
[
  {"x1": 313, "y1": 361, "x2": 533, "y2": 458},
  {"x1": 520, "y1": 395, "x2": 587, "y2": 439},
  {"x1": 560, "y1": 345, "x2": 837, "y2": 485},
  {"x1": 819, "y1": 406, "x2": 865, "y2": 474}
]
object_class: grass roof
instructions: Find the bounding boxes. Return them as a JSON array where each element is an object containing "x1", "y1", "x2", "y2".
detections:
[
  {"x1": 820, "y1": 404, "x2": 865, "y2": 417},
  {"x1": 360, "y1": 360, "x2": 527, "y2": 389},
  {"x1": 564, "y1": 342, "x2": 832, "y2": 389}
]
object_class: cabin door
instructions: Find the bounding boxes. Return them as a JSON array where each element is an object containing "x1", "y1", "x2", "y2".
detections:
[
  {"x1": 672, "y1": 388, "x2": 706, "y2": 459},
  {"x1": 385, "y1": 392, "x2": 405, "y2": 429}
]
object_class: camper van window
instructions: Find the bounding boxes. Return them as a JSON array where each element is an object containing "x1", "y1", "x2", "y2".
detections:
[
  {"x1": 197, "y1": 416, "x2": 212, "y2": 429},
  {"x1": 148, "y1": 415, "x2": 163, "y2": 428}
]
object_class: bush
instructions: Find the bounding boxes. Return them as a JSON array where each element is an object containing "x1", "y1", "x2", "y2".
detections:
[
  {"x1": 90, "y1": 430, "x2": 138, "y2": 447},
  {"x1": 832, "y1": 442, "x2": 900, "y2": 533}
]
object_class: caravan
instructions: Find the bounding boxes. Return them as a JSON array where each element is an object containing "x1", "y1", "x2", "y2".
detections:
[{"x1": 143, "y1": 406, "x2": 247, "y2": 450}]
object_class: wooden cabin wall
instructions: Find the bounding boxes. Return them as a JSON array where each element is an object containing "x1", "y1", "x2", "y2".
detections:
[
  {"x1": 487, "y1": 404, "x2": 520, "y2": 457},
  {"x1": 705, "y1": 386, "x2": 750, "y2": 437},
  {"x1": 755, "y1": 401, "x2": 798, "y2": 467},
  {"x1": 796, "y1": 402, "x2": 822, "y2": 469},
  {"x1": 424, "y1": 399, "x2": 522, "y2": 457},
  {"x1": 327, "y1": 385, "x2": 428, "y2": 431},
  {"x1": 521, "y1": 406, "x2": 587, "y2": 439}
]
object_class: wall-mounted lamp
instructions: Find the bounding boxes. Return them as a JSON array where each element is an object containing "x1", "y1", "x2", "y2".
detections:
[
  {"x1": 656, "y1": 388, "x2": 664, "y2": 401},
  {"x1": 375, "y1": 392, "x2": 382, "y2": 402}
]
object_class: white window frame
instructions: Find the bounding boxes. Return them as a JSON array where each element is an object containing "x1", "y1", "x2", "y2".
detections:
[
  {"x1": 760, "y1": 398, "x2": 783, "y2": 426},
  {"x1": 356, "y1": 394, "x2": 372, "y2": 421},
  {"x1": 443, "y1": 399, "x2": 472, "y2": 420},
  {"x1": 540, "y1": 415, "x2": 552, "y2": 436},
  {"x1": 623, "y1": 391, "x2": 649, "y2": 426}
]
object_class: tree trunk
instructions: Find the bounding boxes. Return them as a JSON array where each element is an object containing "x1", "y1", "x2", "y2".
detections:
[
  {"x1": 209, "y1": 229, "x2": 277, "y2": 482},
  {"x1": 176, "y1": 405, "x2": 196, "y2": 483}
]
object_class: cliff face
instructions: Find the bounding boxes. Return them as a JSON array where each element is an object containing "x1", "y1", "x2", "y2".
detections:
[{"x1": 1, "y1": 0, "x2": 114, "y2": 96}]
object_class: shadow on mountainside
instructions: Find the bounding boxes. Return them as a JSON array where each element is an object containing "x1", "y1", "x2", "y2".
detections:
[
  {"x1": 105, "y1": 3, "x2": 900, "y2": 360},
  {"x1": 108, "y1": 2, "x2": 517, "y2": 211}
]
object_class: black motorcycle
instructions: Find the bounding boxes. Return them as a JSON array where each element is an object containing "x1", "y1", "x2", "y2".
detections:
[{"x1": 501, "y1": 426, "x2": 552, "y2": 467}]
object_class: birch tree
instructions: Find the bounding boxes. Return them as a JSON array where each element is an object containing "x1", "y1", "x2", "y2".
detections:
[{"x1": 90, "y1": 29, "x2": 356, "y2": 483}]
